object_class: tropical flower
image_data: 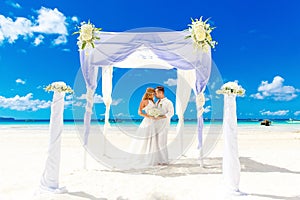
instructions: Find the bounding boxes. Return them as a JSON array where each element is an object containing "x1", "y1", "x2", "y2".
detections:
[
  {"x1": 186, "y1": 16, "x2": 217, "y2": 52},
  {"x1": 45, "y1": 81, "x2": 74, "y2": 94},
  {"x1": 148, "y1": 107, "x2": 162, "y2": 118},
  {"x1": 73, "y1": 20, "x2": 101, "y2": 50},
  {"x1": 216, "y1": 81, "x2": 245, "y2": 96}
]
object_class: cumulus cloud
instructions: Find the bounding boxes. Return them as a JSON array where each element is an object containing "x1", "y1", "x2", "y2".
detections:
[
  {"x1": 0, "y1": 15, "x2": 33, "y2": 43},
  {"x1": 251, "y1": 76, "x2": 299, "y2": 101},
  {"x1": 294, "y1": 111, "x2": 300, "y2": 116},
  {"x1": 260, "y1": 110, "x2": 289, "y2": 116},
  {"x1": 33, "y1": 34, "x2": 44, "y2": 46},
  {"x1": 203, "y1": 106, "x2": 211, "y2": 113},
  {"x1": 164, "y1": 78, "x2": 177, "y2": 86},
  {"x1": 52, "y1": 35, "x2": 67, "y2": 45},
  {"x1": 16, "y1": 78, "x2": 25, "y2": 84},
  {"x1": 71, "y1": 16, "x2": 79, "y2": 22},
  {"x1": 0, "y1": 93, "x2": 51, "y2": 111},
  {"x1": 31, "y1": 7, "x2": 68, "y2": 35},
  {"x1": 0, "y1": 7, "x2": 69, "y2": 45}
]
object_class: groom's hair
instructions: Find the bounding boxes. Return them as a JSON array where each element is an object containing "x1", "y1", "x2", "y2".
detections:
[{"x1": 156, "y1": 86, "x2": 164, "y2": 93}]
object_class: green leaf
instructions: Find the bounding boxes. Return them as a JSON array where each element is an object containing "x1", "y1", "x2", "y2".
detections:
[
  {"x1": 91, "y1": 42, "x2": 95, "y2": 48},
  {"x1": 82, "y1": 42, "x2": 86, "y2": 50},
  {"x1": 72, "y1": 31, "x2": 80, "y2": 35},
  {"x1": 185, "y1": 35, "x2": 191, "y2": 39}
]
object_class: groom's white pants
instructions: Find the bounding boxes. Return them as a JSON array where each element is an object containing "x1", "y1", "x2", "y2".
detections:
[{"x1": 155, "y1": 118, "x2": 170, "y2": 163}]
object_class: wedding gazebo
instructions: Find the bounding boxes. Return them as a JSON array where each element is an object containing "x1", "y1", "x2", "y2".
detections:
[{"x1": 79, "y1": 28, "x2": 212, "y2": 150}]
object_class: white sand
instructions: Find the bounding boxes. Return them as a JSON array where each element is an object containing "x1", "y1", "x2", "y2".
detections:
[{"x1": 1, "y1": 124, "x2": 300, "y2": 200}]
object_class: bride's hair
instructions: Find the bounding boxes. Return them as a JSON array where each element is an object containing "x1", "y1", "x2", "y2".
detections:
[{"x1": 142, "y1": 87, "x2": 155, "y2": 102}]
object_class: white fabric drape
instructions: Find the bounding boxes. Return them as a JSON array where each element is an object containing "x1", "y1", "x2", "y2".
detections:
[
  {"x1": 40, "y1": 91, "x2": 65, "y2": 192},
  {"x1": 102, "y1": 66, "x2": 113, "y2": 127},
  {"x1": 83, "y1": 67, "x2": 98, "y2": 145},
  {"x1": 175, "y1": 69, "x2": 196, "y2": 153},
  {"x1": 222, "y1": 94, "x2": 241, "y2": 192},
  {"x1": 80, "y1": 31, "x2": 212, "y2": 147}
]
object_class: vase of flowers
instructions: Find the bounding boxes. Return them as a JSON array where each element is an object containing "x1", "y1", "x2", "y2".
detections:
[
  {"x1": 216, "y1": 81, "x2": 245, "y2": 96},
  {"x1": 45, "y1": 81, "x2": 74, "y2": 94}
]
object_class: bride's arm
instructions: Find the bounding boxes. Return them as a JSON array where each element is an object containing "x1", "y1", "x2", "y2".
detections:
[{"x1": 138, "y1": 100, "x2": 151, "y2": 118}]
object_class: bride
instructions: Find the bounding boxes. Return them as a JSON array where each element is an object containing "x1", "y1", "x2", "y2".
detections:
[{"x1": 128, "y1": 87, "x2": 161, "y2": 167}]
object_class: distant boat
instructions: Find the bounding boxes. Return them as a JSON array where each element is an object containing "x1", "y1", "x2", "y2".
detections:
[
  {"x1": 261, "y1": 119, "x2": 271, "y2": 126},
  {"x1": 287, "y1": 118, "x2": 300, "y2": 124}
]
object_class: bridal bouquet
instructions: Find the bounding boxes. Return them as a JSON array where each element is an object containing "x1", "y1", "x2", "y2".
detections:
[
  {"x1": 216, "y1": 81, "x2": 245, "y2": 96},
  {"x1": 73, "y1": 20, "x2": 101, "y2": 50},
  {"x1": 185, "y1": 16, "x2": 217, "y2": 52},
  {"x1": 45, "y1": 81, "x2": 74, "y2": 94},
  {"x1": 148, "y1": 107, "x2": 162, "y2": 118}
]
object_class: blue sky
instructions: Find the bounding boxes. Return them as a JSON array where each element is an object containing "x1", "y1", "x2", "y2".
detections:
[{"x1": 0, "y1": 0, "x2": 300, "y2": 120}]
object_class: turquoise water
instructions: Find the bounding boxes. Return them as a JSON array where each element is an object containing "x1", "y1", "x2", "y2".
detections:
[{"x1": 0, "y1": 119, "x2": 298, "y2": 126}]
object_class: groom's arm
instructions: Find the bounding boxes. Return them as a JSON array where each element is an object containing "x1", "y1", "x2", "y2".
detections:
[
  {"x1": 157, "y1": 101, "x2": 173, "y2": 120},
  {"x1": 165, "y1": 100, "x2": 174, "y2": 119}
]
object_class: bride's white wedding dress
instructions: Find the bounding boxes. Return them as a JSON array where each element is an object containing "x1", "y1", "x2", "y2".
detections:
[{"x1": 128, "y1": 100, "x2": 161, "y2": 168}]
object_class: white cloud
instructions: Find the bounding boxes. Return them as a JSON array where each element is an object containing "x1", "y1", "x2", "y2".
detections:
[
  {"x1": 52, "y1": 35, "x2": 67, "y2": 45},
  {"x1": 16, "y1": 78, "x2": 25, "y2": 84},
  {"x1": 65, "y1": 94, "x2": 73, "y2": 101},
  {"x1": 33, "y1": 34, "x2": 44, "y2": 46},
  {"x1": 251, "y1": 76, "x2": 299, "y2": 101},
  {"x1": 260, "y1": 110, "x2": 289, "y2": 116},
  {"x1": 0, "y1": 93, "x2": 51, "y2": 111},
  {"x1": 250, "y1": 93, "x2": 264, "y2": 100},
  {"x1": 164, "y1": 78, "x2": 177, "y2": 86},
  {"x1": 294, "y1": 111, "x2": 300, "y2": 116},
  {"x1": 0, "y1": 15, "x2": 33, "y2": 43},
  {"x1": 31, "y1": 7, "x2": 68, "y2": 35},
  {"x1": 71, "y1": 16, "x2": 79, "y2": 22},
  {"x1": 94, "y1": 94, "x2": 104, "y2": 103},
  {"x1": 6, "y1": 1, "x2": 21, "y2": 9},
  {"x1": 0, "y1": 7, "x2": 68, "y2": 45},
  {"x1": 111, "y1": 98, "x2": 123, "y2": 106},
  {"x1": 203, "y1": 106, "x2": 211, "y2": 113}
]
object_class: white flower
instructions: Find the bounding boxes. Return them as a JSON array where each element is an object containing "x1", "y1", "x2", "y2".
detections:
[
  {"x1": 73, "y1": 20, "x2": 101, "y2": 51},
  {"x1": 80, "y1": 23, "x2": 93, "y2": 41},
  {"x1": 148, "y1": 107, "x2": 161, "y2": 118},
  {"x1": 193, "y1": 24, "x2": 206, "y2": 41},
  {"x1": 216, "y1": 81, "x2": 245, "y2": 96},
  {"x1": 185, "y1": 16, "x2": 217, "y2": 52},
  {"x1": 45, "y1": 81, "x2": 74, "y2": 94}
]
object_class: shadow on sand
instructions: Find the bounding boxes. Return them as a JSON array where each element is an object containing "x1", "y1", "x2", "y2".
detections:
[{"x1": 101, "y1": 157, "x2": 300, "y2": 177}]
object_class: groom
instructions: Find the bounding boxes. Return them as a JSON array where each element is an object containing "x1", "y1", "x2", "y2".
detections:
[{"x1": 154, "y1": 86, "x2": 174, "y2": 165}]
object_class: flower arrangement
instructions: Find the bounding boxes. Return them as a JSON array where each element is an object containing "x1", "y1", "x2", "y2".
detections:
[
  {"x1": 45, "y1": 81, "x2": 74, "y2": 94},
  {"x1": 73, "y1": 20, "x2": 101, "y2": 50},
  {"x1": 148, "y1": 107, "x2": 162, "y2": 118},
  {"x1": 185, "y1": 16, "x2": 217, "y2": 52},
  {"x1": 216, "y1": 81, "x2": 245, "y2": 96}
]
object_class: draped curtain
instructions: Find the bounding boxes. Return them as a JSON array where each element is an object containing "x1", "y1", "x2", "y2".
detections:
[{"x1": 79, "y1": 30, "x2": 212, "y2": 148}]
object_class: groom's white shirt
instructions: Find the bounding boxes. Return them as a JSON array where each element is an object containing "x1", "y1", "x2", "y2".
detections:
[{"x1": 156, "y1": 97, "x2": 174, "y2": 120}]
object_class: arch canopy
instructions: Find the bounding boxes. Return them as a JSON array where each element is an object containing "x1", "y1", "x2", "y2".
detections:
[{"x1": 80, "y1": 30, "x2": 212, "y2": 149}]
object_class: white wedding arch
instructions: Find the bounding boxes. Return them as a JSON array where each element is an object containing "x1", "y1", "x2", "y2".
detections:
[{"x1": 79, "y1": 28, "x2": 212, "y2": 150}]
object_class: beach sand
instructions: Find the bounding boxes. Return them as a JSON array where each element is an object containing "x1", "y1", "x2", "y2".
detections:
[{"x1": 0, "y1": 123, "x2": 300, "y2": 200}]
